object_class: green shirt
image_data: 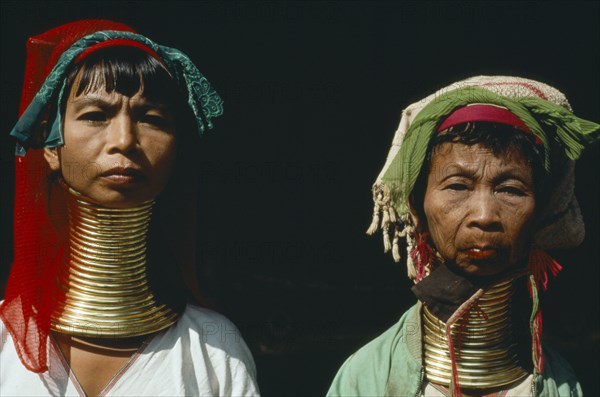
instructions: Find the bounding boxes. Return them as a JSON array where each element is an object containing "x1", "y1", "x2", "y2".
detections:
[{"x1": 327, "y1": 303, "x2": 582, "y2": 397}]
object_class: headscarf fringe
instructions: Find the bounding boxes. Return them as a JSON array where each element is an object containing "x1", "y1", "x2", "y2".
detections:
[
  {"x1": 366, "y1": 184, "x2": 390, "y2": 235},
  {"x1": 392, "y1": 225, "x2": 401, "y2": 262},
  {"x1": 383, "y1": 233, "x2": 391, "y2": 253},
  {"x1": 406, "y1": 231, "x2": 417, "y2": 280},
  {"x1": 366, "y1": 203, "x2": 381, "y2": 235},
  {"x1": 388, "y1": 205, "x2": 398, "y2": 224},
  {"x1": 406, "y1": 258, "x2": 416, "y2": 279}
]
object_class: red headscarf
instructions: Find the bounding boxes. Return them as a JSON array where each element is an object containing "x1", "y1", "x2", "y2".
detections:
[{"x1": 1, "y1": 20, "x2": 209, "y2": 373}]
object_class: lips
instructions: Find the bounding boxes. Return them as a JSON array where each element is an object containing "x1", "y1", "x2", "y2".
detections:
[
  {"x1": 101, "y1": 166, "x2": 145, "y2": 184},
  {"x1": 462, "y1": 246, "x2": 499, "y2": 260}
]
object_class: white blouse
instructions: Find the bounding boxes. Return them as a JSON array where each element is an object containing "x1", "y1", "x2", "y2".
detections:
[{"x1": 0, "y1": 304, "x2": 260, "y2": 396}]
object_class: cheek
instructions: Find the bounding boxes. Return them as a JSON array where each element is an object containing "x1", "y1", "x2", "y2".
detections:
[
  {"x1": 146, "y1": 137, "x2": 178, "y2": 182},
  {"x1": 57, "y1": 144, "x2": 97, "y2": 189},
  {"x1": 423, "y1": 192, "x2": 462, "y2": 254},
  {"x1": 508, "y1": 199, "x2": 536, "y2": 247},
  {"x1": 60, "y1": 122, "x2": 101, "y2": 171}
]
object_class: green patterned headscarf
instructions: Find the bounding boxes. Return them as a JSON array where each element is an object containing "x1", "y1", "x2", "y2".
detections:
[{"x1": 10, "y1": 30, "x2": 223, "y2": 155}]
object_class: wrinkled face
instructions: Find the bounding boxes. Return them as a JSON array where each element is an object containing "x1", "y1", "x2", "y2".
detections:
[
  {"x1": 45, "y1": 73, "x2": 177, "y2": 208},
  {"x1": 421, "y1": 142, "x2": 536, "y2": 276}
]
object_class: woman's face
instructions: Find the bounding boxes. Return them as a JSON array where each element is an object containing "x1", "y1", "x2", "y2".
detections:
[
  {"x1": 45, "y1": 72, "x2": 177, "y2": 208},
  {"x1": 422, "y1": 142, "x2": 536, "y2": 276}
]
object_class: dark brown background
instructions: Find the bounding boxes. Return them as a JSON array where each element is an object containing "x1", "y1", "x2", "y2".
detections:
[{"x1": 1, "y1": 1, "x2": 598, "y2": 395}]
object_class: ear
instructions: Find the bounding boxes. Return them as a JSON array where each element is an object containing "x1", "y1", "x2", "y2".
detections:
[
  {"x1": 408, "y1": 206, "x2": 422, "y2": 232},
  {"x1": 408, "y1": 195, "x2": 427, "y2": 234},
  {"x1": 44, "y1": 147, "x2": 61, "y2": 172}
]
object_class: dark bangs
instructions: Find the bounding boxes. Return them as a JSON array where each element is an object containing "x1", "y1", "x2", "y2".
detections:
[{"x1": 64, "y1": 46, "x2": 182, "y2": 108}]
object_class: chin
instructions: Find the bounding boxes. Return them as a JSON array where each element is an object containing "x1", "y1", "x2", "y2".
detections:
[
  {"x1": 449, "y1": 260, "x2": 502, "y2": 277},
  {"x1": 455, "y1": 259, "x2": 521, "y2": 278},
  {"x1": 454, "y1": 266, "x2": 488, "y2": 277},
  {"x1": 86, "y1": 191, "x2": 153, "y2": 208},
  {"x1": 464, "y1": 268, "x2": 502, "y2": 277}
]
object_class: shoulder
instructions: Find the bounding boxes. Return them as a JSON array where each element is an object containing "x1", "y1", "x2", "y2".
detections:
[
  {"x1": 538, "y1": 345, "x2": 582, "y2": 396},
  {"x1": 327, "y1": 304, "x2": 422, "y2": 397},
  {"x1": 175, "y1": 304, "x2": 255, "y2": 368},
  {"x1": 144, "y1": 304, "x2": 260, "y2": 396},
  {"x1": 179, "y1": 304, "x2": 244, "y2": 337}
]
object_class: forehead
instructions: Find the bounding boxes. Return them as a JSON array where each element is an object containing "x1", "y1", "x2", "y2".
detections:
[
  {"x1": 428, "y1": 142, "x2": 533, "y2": 179},
  {"x1": 68, "y1": 64, "x2": 141, "y2": 94},
  {"x1": 66, "y1": 89, "x2": 153, "y2": 108},
  {"x1": 67, "y1": 70, "x2": 177, "y2": 116},
  {"x1": 66, "y1": 58, "x2": 178, "y2": 106}
]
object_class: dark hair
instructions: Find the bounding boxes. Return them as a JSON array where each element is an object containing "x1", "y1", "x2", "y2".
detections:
[
  {"x1": 62, "y1": 46, "x2": 193, "y2": 132},
  {"x1": 410, "y1": 122, "x2": 548, "y2": 222}
]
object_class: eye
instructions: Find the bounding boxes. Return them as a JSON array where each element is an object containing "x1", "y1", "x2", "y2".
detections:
[
  {"x1": 140, "y1": 113, "x2": 171, "y2": 130},
  {"x1": 446, "y1": 183, "x2": 469, "y2": 191},
  {"x1": 79, "y1": 111, "x2": 107, "y2": 123},
  {"x1": 497, "y1": 186, "x2": 526, "y2": 196}
]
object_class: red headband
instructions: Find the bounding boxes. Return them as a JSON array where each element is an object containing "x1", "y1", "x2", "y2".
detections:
[
  {"x1": 438, "y1": 104, "x2": 530, "y2": 133},
  {"x1": 74, "y1": 38, "x2": 164, "y2": 65}
]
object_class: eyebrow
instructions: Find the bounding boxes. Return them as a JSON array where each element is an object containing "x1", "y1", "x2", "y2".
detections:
[
  {"x1": 436, "y1": 163, "x2": 532, "y2": 184},
  {"x1": 437, "y1": 163, "x2": 477, "y2": 182},
  {"x1": 69, "y1": 96, "x2": 115, "y2": 108},
  {"x1": 489, "y1": 168, "x2": 533, "y2": 185},
  {"x1": 69, "y1": 95, "x2": 170, "y2": 112}
]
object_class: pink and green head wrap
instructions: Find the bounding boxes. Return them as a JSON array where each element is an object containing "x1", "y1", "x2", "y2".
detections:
[{"x1": 366, "y1": 76, "x2": 600, "y2": 278}]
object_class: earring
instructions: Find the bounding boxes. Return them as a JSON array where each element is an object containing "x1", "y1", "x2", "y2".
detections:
[{"x1": 410, "y1": 232, "x2": 433, "y2": 282}]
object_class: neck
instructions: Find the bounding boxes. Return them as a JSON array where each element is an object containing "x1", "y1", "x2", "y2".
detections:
[
  {"x1": 50, "y1": 185, "x2": 179, "y2": 338},
  {"x1": 422, "y1": 278, "x2": 529, "y2": 391}
]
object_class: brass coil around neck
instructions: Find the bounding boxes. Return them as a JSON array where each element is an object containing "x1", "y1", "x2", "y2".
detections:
[
  {"x1": 423, "y1": 279, "x2": 529, "y2": 390},
  {"x1": 50, "y1": 186, "x2": 178, "y2": 338}
]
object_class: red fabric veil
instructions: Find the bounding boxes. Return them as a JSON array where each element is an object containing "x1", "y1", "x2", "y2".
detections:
[{"x1": 1, "y1": 20, "x2": 208, "y2": 373}]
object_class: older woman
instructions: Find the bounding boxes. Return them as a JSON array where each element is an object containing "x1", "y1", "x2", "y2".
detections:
[
  {"x1": 328, "y1": 76, "x2": 599, "y2": 397},
  {"x1": 0, "y1": 20, "x2": 259, "y2": 396}
]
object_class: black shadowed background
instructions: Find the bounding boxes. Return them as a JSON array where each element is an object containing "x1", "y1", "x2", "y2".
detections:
[{"x1": 1, "y1": 1, "x2": 598, "y2": 395}]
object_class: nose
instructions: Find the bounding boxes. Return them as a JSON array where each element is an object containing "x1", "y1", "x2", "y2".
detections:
[
  {"x1": 106, "y1": 114, "x2": 137, "y2": 154},
  {"x1": 466, "y1": 191, "x2": 502, "y2": 232}
]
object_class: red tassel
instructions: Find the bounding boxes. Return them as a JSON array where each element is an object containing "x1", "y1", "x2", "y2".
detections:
[
  {"x1": 528, "y1": 248, "x2": 562, "y2": 291},
  {"x1": 533, "y1": 309, "x2": 544, "y2": 372},
  {"x1": 455, "y1": 303, "x2": 488, "y2": 355},
  {"x1": 410, "y1": 233, "x2": 433, "y2": 282},
  {"x1": 527, "y1": 248, "x2": 558, "y2": 373},
  {"x1": 446, "y1": 324, "x2": 463, "y2": 397},
  {"x1": 527, "y1": 275, "x2": 545, "y2": 373}
]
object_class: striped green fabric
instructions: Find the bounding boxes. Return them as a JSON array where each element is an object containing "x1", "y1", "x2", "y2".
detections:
[{"x1": 381, "y1": 86, "x2": 600, "y2": 215}]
